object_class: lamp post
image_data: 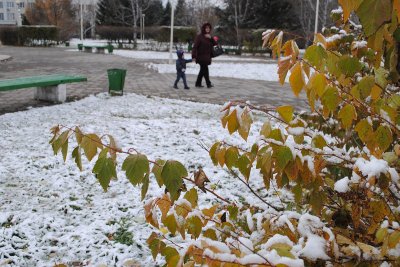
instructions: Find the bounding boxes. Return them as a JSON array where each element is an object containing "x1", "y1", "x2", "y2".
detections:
[
  {"x1": 314, "y1": 0, "x2": 320, "y2": 34},
  {"x1": 80, "y1": 0, "x2": 84, "y2": 40},
  {"x1": 169, "y1": 1, "x2": 176, "y2": 64},
  {"x1": 142, "y1": 14, "x2": 145, "y2": 40}
]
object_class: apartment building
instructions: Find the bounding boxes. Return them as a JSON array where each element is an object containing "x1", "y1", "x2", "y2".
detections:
[
  {"x1": 0, "y1": 0, "x2": 97, "y2": 26},
  {"x1": 0, "y1": 0, "x2": 34, "y2": 25}
]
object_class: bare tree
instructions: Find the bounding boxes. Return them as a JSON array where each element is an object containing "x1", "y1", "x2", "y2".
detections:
[
  {"x1": 296, "y1": 0, "x2": 338, "y2": 45},
  {"x1": 25, "y1": 0, "x2": 78, "y2": 40},
  {"x1": 186, "y1": 0, "x2": 218, "y2": 30}
]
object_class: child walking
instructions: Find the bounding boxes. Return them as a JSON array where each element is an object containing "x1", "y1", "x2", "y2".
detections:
[{"x1": 173, "y1": 49, "x2": 192, "y2": 90}]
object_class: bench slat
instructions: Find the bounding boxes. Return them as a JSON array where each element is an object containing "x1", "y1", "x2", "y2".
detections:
[{"x1": 0, "y1": 74, "x2": 87, "y2": 91}]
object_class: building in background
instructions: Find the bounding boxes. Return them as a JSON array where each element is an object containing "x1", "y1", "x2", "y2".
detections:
[
  {"x1": 0, "y1": 0, "x2": 98, "y2": 29},
  {"x1": 0, "y1": 0, "x2": 34, "y2": 25}
]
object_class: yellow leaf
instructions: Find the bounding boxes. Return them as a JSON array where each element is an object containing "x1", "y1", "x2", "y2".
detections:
[
  {"x1": 202, "y1": 205, "x2": 218, "y2": 218},
  {"x1": 370, "y1": 85, "x2": 382, "y2": 100},
  {"x1": 289, "y1": 62, "x2": 305, "y2": 97},
  {"x1": 260, "y1": 120, "x2": 272, "y2": 138},
  {"x1": 271, "y1": 31, "x2": 283, "y2": 59},
  {"x1": 338, "y1": 104, "x2": 357, "y2": 129},
  {"x1": 395, "y1": 0, "x2": 400, "y2": 21},
  {"x1": 277, "y1": 105, "x2": 294, "y2": 123},
  {"x1": 227, "y1": 109, "x2": 239, "y2": 134},
  {"x1": 145, "y1": 199, "x2": 159, "y2": 228},
  {"x1": 238, "y1": 108, "x2": 253, "y2": 141},
  {"x1": 388, "y1": 231, "x2": 400, "y2": 248},
  {"x1": 215, "y1": 146, "x2": 226, "y2": 167},
  {"x1": 376, "y1": 227, "x2": 388, "y2": 243},
  {"x1": 278, "y1": 56, "x2": 292, "y2": 85},
  {"x1": 314, "y1": 33, "x2": 327, "y2": 48},
  {"x1": 339, "y1": 0, "x2": 362, "y2": 22}
]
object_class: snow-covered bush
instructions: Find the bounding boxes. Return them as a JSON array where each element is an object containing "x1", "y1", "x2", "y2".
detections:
[{"x1": 50, "y1": 1, "x2": 399, "y2": 266}]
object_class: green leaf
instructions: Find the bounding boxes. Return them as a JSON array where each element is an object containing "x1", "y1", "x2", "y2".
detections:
[
  {"x1": 52, "y1": 130, "x2": 69, "y2": 155},
  {"x1": 269, "y1": 129, "x2": 285, "y2": 142},
  {"x1": 92, "y1": 150, "x2": 117, "y2": 192},
  {"x1": 307, "y1": 73, "x2": 327, "y2": 97},
  {"x1": 164, "y1": 214, "x2": 177, "y2": 235},
  {"x1": 338, "y1": 104, "x2": 357, "y2": 129},
  {"x1": 225, "y1": 147, "x2": 239, "y2": 169},
  {"x1": 257, "y1": 149, "x2": 272, "y2": 176},
  {"x1": 292, "y1": 184, "x2": 302, "y2": 203},
  {"x1": 304, "y1": 45, "x2": 327, "y2": 70},
  {"x1": 81, "y1": 134, "x2": 102, "y2": 162},
  {"x1": 147, "y1": 233, "x2": 164, "y2": 260},
  {"x1": 375, "y1": 125, "x2": 392, "y2": 152},
  {"x1": 388, "y1": 95, "x2": 400, "y2": 109},
  {"x1": 152, "y1": 159, "x2": 166, "y2": 187},
  {"x1": 186, "y1": 216, "x2": 202, "y2": 239},
  {"x1": 355, "y1": 119, "x2": 374, "y2": 143},
  {"x1": 338, "y1": 55, "x2": 362, "y2": 77},
  {"x1": 270, "y1": 243, "x2": 295, "y2": 259},
  {"x1": 161, "y1": 160, "x2": 188, "y2": 201},
  {"x1": 358, "y1": 76, "x2": 375, "y2": 100},
  {"x1": 72, "y1": 147, "x2": 83, "y2": 171},
  {"x1": 356, "y1": 0, "x2": 392, "y2": 37},
  {"x1": 327, "y1": 52, "x2": 341, "y2": 77},
  {"x1": 209, "y1": 142, "x2": 220, "y2": 166},
  {"x1": 61, "y1": 139, "x2": 68, "y2": 162},
  {"x1": 322, "y1": 86, "x2": 339, "y2": 112},
  {"x1": 228, "y1": 205, "x2": 239, "y2": 221},
  {"x1": 312, "y1": 135, "x2": 327, "y2": 149},
  {"x1": 374, "y1": 67, "x2": 388, "y2": 89},
  {"x1": 277, "y1": 105, "x2": 294, "y2": 123},
  {"x1": 184, "y1": 188, "x2": 198, "y2": 208},
  {"x1": 376, "y1": 228, "x2": 388, "y2": 243},
  {"x1": 141, "y1": 173, "x2": 150, "y2": 201},
  {"x1": 238, "y1": 154, "x2": 251, "y2": 181},
  {"x1": 122, "y1": 154, "x2": 150, "y2": 186},
  {"x1": 275, "y1": 146, "x2": 293, "y2": 170}
]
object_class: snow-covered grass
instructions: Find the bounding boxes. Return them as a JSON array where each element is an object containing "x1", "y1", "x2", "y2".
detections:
[{"x1": 0, "y1": 93, "x2": 286, "y2": 266}]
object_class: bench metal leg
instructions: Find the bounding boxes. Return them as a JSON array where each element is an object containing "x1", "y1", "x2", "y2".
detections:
[
  {"x1": 84, "y1": 47, "x2": 92, "y2": 53},
  {"x1": 34, "y1": 84, "x2": 67, "y2": 103}
]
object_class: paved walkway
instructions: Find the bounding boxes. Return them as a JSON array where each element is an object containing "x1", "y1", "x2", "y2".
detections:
[{"x1": 0, "y1": 46, "x2": 308, "y2": 115}]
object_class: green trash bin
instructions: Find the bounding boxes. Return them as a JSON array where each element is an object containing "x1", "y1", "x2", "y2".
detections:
[
  {"x1": 65, "y1": 41, "x2": 70, "y2": 47},
  {"x1": 107, "y1": 45, "x2": 114, "y2": 54},
  {"x1": 107, "y1": 68, "x2": 126, "y2": 96},
  {"x1": 78, "y1": 43, "x2": 83, "y2": 51}
]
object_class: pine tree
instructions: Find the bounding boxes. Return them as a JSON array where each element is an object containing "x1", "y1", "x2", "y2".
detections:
[
  {"x1": 161, "y1": 1, "x2": 172, "y2": 26},
  {"x1": 96, "y1": 0, "x2": 122, "y2": 26},
  {"x1": 144, "y1": 0, "x2": 164, "y2": 26},
  {"x1": 174, "y1": 0, "x2": 187, "y2": 26}
]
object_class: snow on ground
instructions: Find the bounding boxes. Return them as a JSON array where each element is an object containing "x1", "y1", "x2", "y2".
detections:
[
  {"x1": 113, "y1": 50, "x2": 266, "y2": 62},
  {"x1": 112, "y1": 50, "x2": 282, "y2": 82},
  {"x1": 0, "y1": 93, "x2": 287, "y2": 266},
  {"x1": 146, "y1": 62, "x2": 280, "y2": 81}
]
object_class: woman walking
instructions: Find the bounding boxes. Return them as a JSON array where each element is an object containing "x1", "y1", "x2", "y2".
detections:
[{"x1": 191, "y1": 22, "x2": 216, "y2": 88}]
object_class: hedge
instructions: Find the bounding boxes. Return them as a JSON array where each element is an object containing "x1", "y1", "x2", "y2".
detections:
[{"x1": 0, "y1": 26, "x2": 58, "y2": 46}]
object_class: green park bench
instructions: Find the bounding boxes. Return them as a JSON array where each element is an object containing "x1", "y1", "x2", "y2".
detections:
[
  {"x1": 83, "y1": 45, "x2": 112, "y2": 54},
  {"x1": 0, "y1": 74, "x2": 87, "y2": 103}
]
